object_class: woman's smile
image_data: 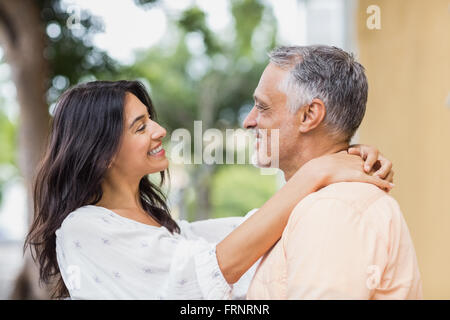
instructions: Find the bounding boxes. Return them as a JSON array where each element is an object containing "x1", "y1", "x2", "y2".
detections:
[{"x1": 147, "y1": 143, "x2": 165, "y2": 157}]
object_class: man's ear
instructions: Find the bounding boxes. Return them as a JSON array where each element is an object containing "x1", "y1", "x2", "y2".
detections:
[{"x1": 298, "y1": 98, "x2": 326, "y2": 133}]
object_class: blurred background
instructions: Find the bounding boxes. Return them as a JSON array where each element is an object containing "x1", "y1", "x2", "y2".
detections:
[{"x1": 0, "y1": 0, "x2": 448, "y2": 299}]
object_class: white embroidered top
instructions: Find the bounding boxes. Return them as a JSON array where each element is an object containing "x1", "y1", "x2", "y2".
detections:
[{"x1": 55, "y1": 205, "x2": 258, "y2": 300}]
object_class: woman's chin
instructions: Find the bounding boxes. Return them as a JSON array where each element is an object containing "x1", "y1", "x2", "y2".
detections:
[{"x1": 146, "y1": 158, "x2": 169, "y2": 174}]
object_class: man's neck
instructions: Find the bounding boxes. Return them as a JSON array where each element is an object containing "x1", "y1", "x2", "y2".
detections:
[{"x1": 283, "y1": 138, "x2": 349, "y2": 181}]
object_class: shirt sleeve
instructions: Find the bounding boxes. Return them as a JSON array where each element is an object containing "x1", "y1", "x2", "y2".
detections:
[
  {"x1": 55, "y1": 210, "x2": 233, "y2": 300},
  {"x1": 283, "y1": 198, "x2": 389, "y2": 299},
  {"x1": 176, "y1": 208, "x2": 260, "y2": 299}
]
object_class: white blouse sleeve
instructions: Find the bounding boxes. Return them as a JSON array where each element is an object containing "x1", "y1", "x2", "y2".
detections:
[
  {"x1": 179, "y1": 209, "x2": 259, "y2": 243},
  {"x1": 55, "y1": 207, "x2": 234, "y2": 300},
  {"x1": 177, "y1": 208, "x2": 260, "y2": 300}
]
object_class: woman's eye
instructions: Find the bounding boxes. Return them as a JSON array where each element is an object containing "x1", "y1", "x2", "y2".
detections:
[{"x1": 136, "y1": 115, "x2": 151, "y2": 132}]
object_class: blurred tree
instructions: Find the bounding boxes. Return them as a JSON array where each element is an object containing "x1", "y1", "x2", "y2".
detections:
[
  {"x1": 0, "y1": 0, "x2": 117, "y2": 299},
  {"x1": 0, "y1": 0, "x2": 278, "y2": 299},
  {"x1": 126, "y1": 0, "x2": 278, "y2": 220}
]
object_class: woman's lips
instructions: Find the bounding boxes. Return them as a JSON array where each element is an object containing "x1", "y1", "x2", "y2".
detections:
[
  {"x1": 147, "y1": 144, "x2": 165, "y2": 157},
  {"x1": 151, "y1": 148, "x2": 165, "y2": 157}
]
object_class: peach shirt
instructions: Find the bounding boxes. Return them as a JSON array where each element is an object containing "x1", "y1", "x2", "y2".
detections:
[{"x1": 247, "y1": 182, "x2": 423, "y2": 300}]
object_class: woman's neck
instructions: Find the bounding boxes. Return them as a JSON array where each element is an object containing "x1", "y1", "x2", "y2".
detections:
[{"x1": 96, "y1": 171, "x2": 142, "y2": 210}]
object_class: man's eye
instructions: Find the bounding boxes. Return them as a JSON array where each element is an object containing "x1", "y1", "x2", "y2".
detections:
[{"x1": 256, "y1": 104, "x2": 268, "y2": 111}]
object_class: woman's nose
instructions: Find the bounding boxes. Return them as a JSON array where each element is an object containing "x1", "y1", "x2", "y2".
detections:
[{"x1": 151, "y1": 121, "x2": 166, "y2": 140}]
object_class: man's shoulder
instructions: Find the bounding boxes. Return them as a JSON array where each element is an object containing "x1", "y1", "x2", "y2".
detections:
[
  {"x1": 296, "y1": 181, "x2": 389, "y2": 212},
  {"x1": 286, "y1": 182, "x2": 402, "y2": 232}
]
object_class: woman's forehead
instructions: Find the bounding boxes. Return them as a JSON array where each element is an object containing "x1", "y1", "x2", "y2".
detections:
[{"x1": 124, "y1": 93, "x2": 148, "y2": 118}]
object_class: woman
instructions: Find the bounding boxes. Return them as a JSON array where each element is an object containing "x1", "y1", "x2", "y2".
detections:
[{"x1": 25, "y1": 80, "x2": 393, "y2": 299}]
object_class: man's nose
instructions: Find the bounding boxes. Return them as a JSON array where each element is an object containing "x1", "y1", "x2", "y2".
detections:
[
  {"x1": 243, "y1": 107, "x2": 257, "y2": 129},
  {"x1": 151, "y1": 121, "x2": 167, "y2": 140}
]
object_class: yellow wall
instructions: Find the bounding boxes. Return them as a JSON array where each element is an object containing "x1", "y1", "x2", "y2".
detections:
[{"x1": 357, "y1": 0, "x2": 450, "y2": 299}]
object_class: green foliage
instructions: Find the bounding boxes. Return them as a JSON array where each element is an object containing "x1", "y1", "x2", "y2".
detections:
[
  {"x1": 0, "y1": 110, "x2": 15, "y2": 165},
  {"x1": 178, "y1": 6, "x2": 221, "y2": 55},
  {"x1": 133, "y1": 0, "x2": 158, "y2": 7},
  {"x1": 232, "y1": 0, "x2": 265, "y2": 56},
  {"x1": 0, "y1": 109, "x2": 18, "y2": 205},
  {"x1": 38, "y1": 0, "x2": 119, "y2": 103},
  {"x1": 211, "y1": 165, "x2": 277, "y2": 218}
]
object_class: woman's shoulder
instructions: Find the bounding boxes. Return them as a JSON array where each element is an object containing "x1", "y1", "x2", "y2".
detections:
[
  {"x1": 65, "y1": 204, "x2": 109, "y2": 222},
  {"x1": 57, "y1": 205, "x2": 110, "y2": 237},
  {"x1": 57, "y1": 205, "x2": 173, "y2": 242}
]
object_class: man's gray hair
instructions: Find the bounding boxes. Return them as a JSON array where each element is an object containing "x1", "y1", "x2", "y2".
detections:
[{"x1": 269, "y1": 45, "x2": 368, "y2": 142}]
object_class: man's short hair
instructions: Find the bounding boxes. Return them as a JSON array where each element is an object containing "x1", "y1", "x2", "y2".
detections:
[{"x1": 269, "y1": 45, "x2": 368, "y2": 142}]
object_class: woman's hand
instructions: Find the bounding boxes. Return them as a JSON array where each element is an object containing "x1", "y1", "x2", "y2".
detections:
[
  {"x1": 302, "y1": 151, "x2": 394, "y2": 193},
  {"x1": 348, "y1": 144, "x2": 394, "y2": 183}
]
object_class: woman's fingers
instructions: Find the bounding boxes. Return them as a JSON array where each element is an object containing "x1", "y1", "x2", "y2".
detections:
[
  {"x1": 373, "y1": 154, "x2": 393, "y2": 179},
  {"x1": 364, "y1": 174, "x2": 394, "y2": 192},
  {"x1": 348, "y1": 144, "x2": 378, "y2": 173},
  {"x1": 385, "y1": 170, "x2": 394, "y2": 183},
  {"x1": 313, "y1": 151, "x2": 395, "y2": 192},
  {"x1": 362, "y1": 148, "x2": 378, "y2": 173},
  {"x1": 347, "y1": 147, "x2": 361, "y2": 156}
]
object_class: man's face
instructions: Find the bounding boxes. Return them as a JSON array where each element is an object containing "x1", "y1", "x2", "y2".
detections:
[{"x1": 243, "y1": 63, "x2": 301, "y2": 170}]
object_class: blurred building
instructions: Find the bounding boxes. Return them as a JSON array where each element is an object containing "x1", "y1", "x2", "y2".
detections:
[
  {"x1": 280, "y1": 0, "x2": 450, "y2": 299},
  {"x1": 356, "y1": 0, "x2": 450, "y2": 299}
]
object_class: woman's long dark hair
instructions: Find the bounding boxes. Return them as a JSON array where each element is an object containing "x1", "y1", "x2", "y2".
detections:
[{"x1": 24, "y1": 80, "x2": 180, "y2": 299}]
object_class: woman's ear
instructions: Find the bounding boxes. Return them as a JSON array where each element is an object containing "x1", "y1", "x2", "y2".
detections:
[
  {"x1": 298, "y1": 98, "x2": 326, "y2": 133},
  {"x1": 107, "y1": 156, "x2": 115, "y2": 169}
]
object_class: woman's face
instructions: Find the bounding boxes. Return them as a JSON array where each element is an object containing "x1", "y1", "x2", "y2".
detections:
[{"x1": 109, "y1": 93, "x2": 168, "y2": 178}]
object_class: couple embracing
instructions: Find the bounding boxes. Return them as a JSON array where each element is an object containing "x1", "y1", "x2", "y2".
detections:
[{"x1": 26, "y1": 45, "x2": 422, "y2": 300}]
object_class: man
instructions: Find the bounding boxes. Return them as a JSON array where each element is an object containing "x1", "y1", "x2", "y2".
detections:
[{"x1": 243, "y1": 45, "x2": 422, "y2": 299}]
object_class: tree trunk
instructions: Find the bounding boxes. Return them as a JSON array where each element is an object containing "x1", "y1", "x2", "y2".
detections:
[
  {"x1": 192, "y1": 164, "x2": 214, "y2": 221},
  {"x1": 0, "y1": 0, "x2": 51, "y2": 299},
  {"x1": 192, "y1": 75, "x2": 220, "y2": 221}
]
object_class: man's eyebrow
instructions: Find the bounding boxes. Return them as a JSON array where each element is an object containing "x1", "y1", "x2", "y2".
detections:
[
  {"x1": 253, "y1": 93, "x2": 270, "y2": 106},
  {"x1": 129, "y1": 114, "x2": 146, "y2": 129}
]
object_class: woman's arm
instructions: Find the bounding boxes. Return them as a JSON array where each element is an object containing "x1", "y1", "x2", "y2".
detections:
[{"x1": 216, "y1": 151, "x2": 393, "y2": 283}]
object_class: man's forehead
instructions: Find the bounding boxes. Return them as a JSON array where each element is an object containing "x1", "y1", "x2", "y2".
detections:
[
  {"x1": 254, "y1": 63, "x2": 288, "y2": 102},
  {"x1": 253, "y1": 88, "x2": 271, "y2": 103}
]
